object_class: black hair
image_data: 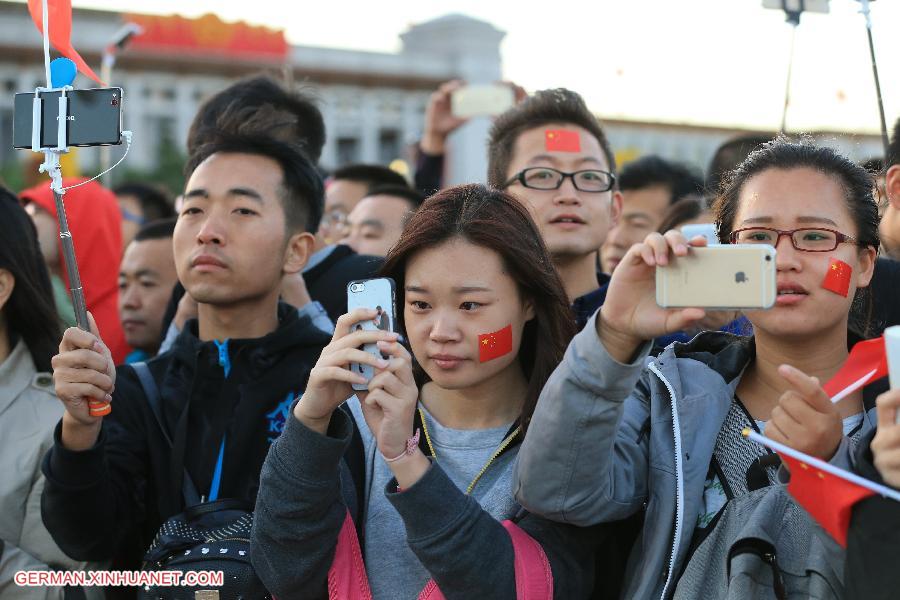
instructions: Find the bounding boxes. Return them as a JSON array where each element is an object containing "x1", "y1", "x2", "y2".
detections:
[
  {"x1": 133, "y1": 217, "x2": 177, "y2": 242},
  {"x1": 488, "y1": 89, "x2": 616, "y2": 188},
  {"x1": 713, "y1": 136, "x2": 880, "y2": 337},
  {"x1": 656, "y1": 195, "x2": 705, "y2": 234},
  {"x1": 706, "y1": 134, "x2": 774, "y2": 193},
  {"x1": 618, "y1": 155, "x2": 704, "y2": 204},
  {"x1": 364, "y1": 185, "x2": 424, "y2": 211},
  {"x1": 185, "y1": 132, "x2": 324, "y2": 235},
  {"x1": 112, "y1": 182, "x2": 175, "y2": 221},
  {"x1": 889, "y1": 117, "x2": 900, "y2": 168},
  {"x1": 188, "y1": 74, "x2": 326, "y2": 164},
  {"x1": 0, "y1": 187, "x2": 60, "y2": 372},
  {"x1": 330, "y1": 164, "x2": 409, "y2": 190}
]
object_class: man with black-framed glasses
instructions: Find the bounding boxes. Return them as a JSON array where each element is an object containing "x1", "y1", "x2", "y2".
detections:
[{"x1": 488, "y1": 88, "x2": 622, "y2": 331}]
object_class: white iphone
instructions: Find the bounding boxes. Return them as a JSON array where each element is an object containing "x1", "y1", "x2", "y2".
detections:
[
  {"x1": 347, "y1": 278, "x2": 397, "y2": 391},
  {"x1": 451, "y1": 84, "x2": 515, "y2": 118},
  {"x1": 656, "y1": 245, "x2": 776, "y2": 310}
]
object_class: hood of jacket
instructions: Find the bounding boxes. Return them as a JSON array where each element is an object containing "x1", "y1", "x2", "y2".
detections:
[{"x1": 20, "y1": 178, "x2": 127, "y2": 363}]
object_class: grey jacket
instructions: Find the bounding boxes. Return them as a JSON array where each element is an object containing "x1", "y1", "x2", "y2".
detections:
[
  {"x1": 0, "y1": 341, "x2": 102, "y2": 600},
  {"x1": 251, "y1": 406, "x2": 599, "y2": 600},
  {"x1": 514, "y1": 313, "x2": 872, "y2": 600}
]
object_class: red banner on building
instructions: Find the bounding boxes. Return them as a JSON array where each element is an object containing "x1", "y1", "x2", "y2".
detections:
[{"x1": 124, "y1": 13, "x2": 288, "y2": 60}]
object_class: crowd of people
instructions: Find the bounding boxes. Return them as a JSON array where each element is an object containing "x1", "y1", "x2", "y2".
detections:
[{"x1": 1, "y1": 72, "x2": 899, "y2": 599}]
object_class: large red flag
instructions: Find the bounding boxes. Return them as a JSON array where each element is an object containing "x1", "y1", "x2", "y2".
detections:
[
  {"x1": 28, "y1": 0, "x2": 104, "y2": 85},
  {"x1": 822, "y1": 336, "x2": 888, "y2": 400},
  {"x1": 779, "y1": 452, "x2": 875, "y2": 547}
]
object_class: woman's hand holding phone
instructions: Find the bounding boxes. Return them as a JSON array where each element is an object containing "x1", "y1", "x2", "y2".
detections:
[
  {"x1": 293, "y1": 308, "x2": 398, "y2": 434},
  {"x1": 357, "y1": 340, "x2": 428, "y2": 488},
  {"x1": 598, "y1": 230, "x2": 708, "y2": 362}
]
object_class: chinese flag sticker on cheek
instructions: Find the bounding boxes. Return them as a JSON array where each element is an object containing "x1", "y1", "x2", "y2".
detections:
[
  {"x1": 545, "y1": 129, "x2": 581, "y2": 153},
  {"x1": 478, "y1": 325, "x2": 513, "y2": 363},
  {"x1": 822, "y1": 258, "x2": 852, "y2": 297}
]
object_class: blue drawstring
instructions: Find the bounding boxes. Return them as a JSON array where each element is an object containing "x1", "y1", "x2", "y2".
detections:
[
  {"x1": 208, "y1": 339, "x2": 231, "y2": 501},
  {"x1": 213, "y1": 339, "x2": 231, "y2": 377}
]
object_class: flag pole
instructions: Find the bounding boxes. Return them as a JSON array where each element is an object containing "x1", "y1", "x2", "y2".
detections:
[
  {"x1": 856, "y1": 0, "x2": 890, "y2": 159},
  {"x1": 742, "y1": 428, "x2": 900, "y2": 502}
]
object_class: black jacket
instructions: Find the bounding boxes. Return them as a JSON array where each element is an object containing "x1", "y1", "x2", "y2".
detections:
[
  {"x1": 844, "y1": 429, "x2": 900, "y2": 599},
  {"x1": 303, "y1": 245, "x2": 382, "y2": 323},
  {"x1": 41, "y1": 303, "x2": 331, "y2": 574}
]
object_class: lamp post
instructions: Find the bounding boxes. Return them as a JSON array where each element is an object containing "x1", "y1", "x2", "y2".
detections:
[{"x1": 100, "y1": 22, "x2": 142, "y2": 185}]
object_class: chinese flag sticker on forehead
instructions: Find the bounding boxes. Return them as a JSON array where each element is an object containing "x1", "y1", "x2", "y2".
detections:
[
  {"x1": 478, "y1": 325, "x2": 513, "y2": 363},
  {"x1": 822, "y1": 258, "x2": 852, "y2": 297},
  {"x1": 544, "y1": 129, "x2": 581, "y2": 153}
]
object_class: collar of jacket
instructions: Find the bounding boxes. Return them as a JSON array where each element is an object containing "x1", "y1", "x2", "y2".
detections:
[
  {"x1": 169, "y1": 301, "x2": 332, "y2": 378},
  {"x1": 660, "y1": 331, "x2": 756, "y2": 383},
  {"x1": 0, "y1": 339, "x2": 48, "y2": 416}
]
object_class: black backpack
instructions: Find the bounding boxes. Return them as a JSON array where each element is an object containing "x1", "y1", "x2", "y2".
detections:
[{"x1": 132, "y1": 362, "x2": 270, "y2": 600}]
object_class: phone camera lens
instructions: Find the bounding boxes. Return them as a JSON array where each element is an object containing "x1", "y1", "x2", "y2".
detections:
[
  {"x1": 765, "y1": 255, "x2": 772, "y2": 262},
  {"x1": 351, "y1": 283, "x2": 365, "y2": 292}
]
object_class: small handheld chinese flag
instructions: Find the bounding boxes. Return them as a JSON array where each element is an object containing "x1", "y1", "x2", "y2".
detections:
[
  {"x1": 743, "y1": 429, "x2": 899, "y2": 548},
  {"x1": 478, "y1": 325, "x2": 513, "y2": 363},
  {"x1": 28, "y1": 0, "x2": 104, "y2": 85},
  {"x1": 822, "y1": 258, "x2": 852, "y2": 298},
  {"x1": 777, "y1": 453, "x2": 874, "y2": 547},
  {"x1": 822, "y1": 335, "x2": 888, "y2": 401},
  {"x1": 544, "y1": 129, "x2": 581, "y2": 153}
]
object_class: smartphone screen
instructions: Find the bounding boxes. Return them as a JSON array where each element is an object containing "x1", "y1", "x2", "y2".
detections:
[
  {"x1": 656, "y1": 245, "x2": 776, "y2": 309},
  {"x1": 346, "y1": 278, "x2": 397, "y2": 391},
  {"x1": 451, "y1": 85, "x2": 515, "y2": 118},
  {"x1": 13, "y1": 87, "x2": 124, "y2": 149}
]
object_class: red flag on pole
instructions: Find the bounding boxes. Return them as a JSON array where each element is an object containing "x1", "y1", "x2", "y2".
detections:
[
  {"x1": 28, "y1": 0, "x2": 104, "y2": 85},
  {"x1": 478, "y1": 325, "x2": 513, "y2": 363},
  {"x1": 743, "y1": 429, "x2": 900, "y2": 548},
  {"x1": 822, "y1": 336, "x2": 888, "y2": 401},
  {"x1": 777, "y1": 453, "x2": 875, "y2": 547}
]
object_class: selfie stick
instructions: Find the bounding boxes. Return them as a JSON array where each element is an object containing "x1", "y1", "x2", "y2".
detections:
[
  {"x1": 34, "y1": 0, "x2": 110, "y2": 416},
  {"x1": 885, "y1": 326, "x2": 900, "y2": 425},
  {"x1": 855, "y1": 0, "x2": 890, "y2": 159}
]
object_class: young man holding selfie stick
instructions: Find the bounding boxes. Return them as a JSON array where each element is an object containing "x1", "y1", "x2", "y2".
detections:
[{"x1": 42, "y1": 132, "x2": 331, "y2": 583}]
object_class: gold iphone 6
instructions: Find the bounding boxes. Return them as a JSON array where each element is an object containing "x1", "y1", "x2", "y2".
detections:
[{"x1": 655, "y1": 245, "x2": 776, "y2": 310}]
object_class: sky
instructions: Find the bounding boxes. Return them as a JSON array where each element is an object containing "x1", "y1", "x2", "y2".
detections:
[{"x1": 62, "y1": 0, "x2": 899, "y2": 134}]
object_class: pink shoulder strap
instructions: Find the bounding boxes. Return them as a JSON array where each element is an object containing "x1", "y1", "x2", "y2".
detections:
[
  {"x1": 417, "y1": 520, "x2": 553, "y2": 600},
  {"x1": 328, "y1": 509, "x2": 373, "y2": 600}
]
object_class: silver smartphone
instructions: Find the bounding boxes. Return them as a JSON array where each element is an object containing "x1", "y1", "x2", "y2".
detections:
[
  {"x1": 347, "y1": 277, "x2": 397, "y2": 391},
  {"x1": 656, "y1": 245, "x2": 776, "y2": 310}
]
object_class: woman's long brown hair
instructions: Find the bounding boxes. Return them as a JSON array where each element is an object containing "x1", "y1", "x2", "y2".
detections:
[{"x1": 380, "y1": 184, "x2": 575, "y2": 433}]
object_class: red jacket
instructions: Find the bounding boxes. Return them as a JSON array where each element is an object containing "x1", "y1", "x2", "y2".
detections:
[{"x1": 20, "y1": 178, "x2": 129, "y2": 364}]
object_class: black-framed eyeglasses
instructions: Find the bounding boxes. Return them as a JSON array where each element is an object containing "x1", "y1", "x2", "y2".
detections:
[
  {"x1": 729, "y1": 227, "x2": 859, "y2": 252},
  {"x1": 503, "y1": 167, "x2": 616, "y2": 193}
]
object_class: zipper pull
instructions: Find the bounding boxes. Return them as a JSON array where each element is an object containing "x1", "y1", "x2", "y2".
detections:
[{"x1": 214, "y1": 339, "x2": 231, "y2": 378}]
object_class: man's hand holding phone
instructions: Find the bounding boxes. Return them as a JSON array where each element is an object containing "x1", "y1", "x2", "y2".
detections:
[
  {"x1": 598, "y1": 230, "x2": 708, "y2": 362},
  {"x1": 52, "y1": 311, "x2": 116, "y2": 451},
  {"x1": 293, "y1": 309, "x2": 398, "y2": 434}
]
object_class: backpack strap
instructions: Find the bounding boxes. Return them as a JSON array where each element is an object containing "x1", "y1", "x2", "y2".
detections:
[
  {"x1": 328, "y1": 509, "x2": 373, "y2": 600},
  {"x1": 131, "y1": 361, "x2": 201, "y2": 506},
  {"x1": 339, "y1": 403, "x2": 367, "y2": 540},
  {"x1": 416, "y1": 520, "x2": 553, "y2": 600}
]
